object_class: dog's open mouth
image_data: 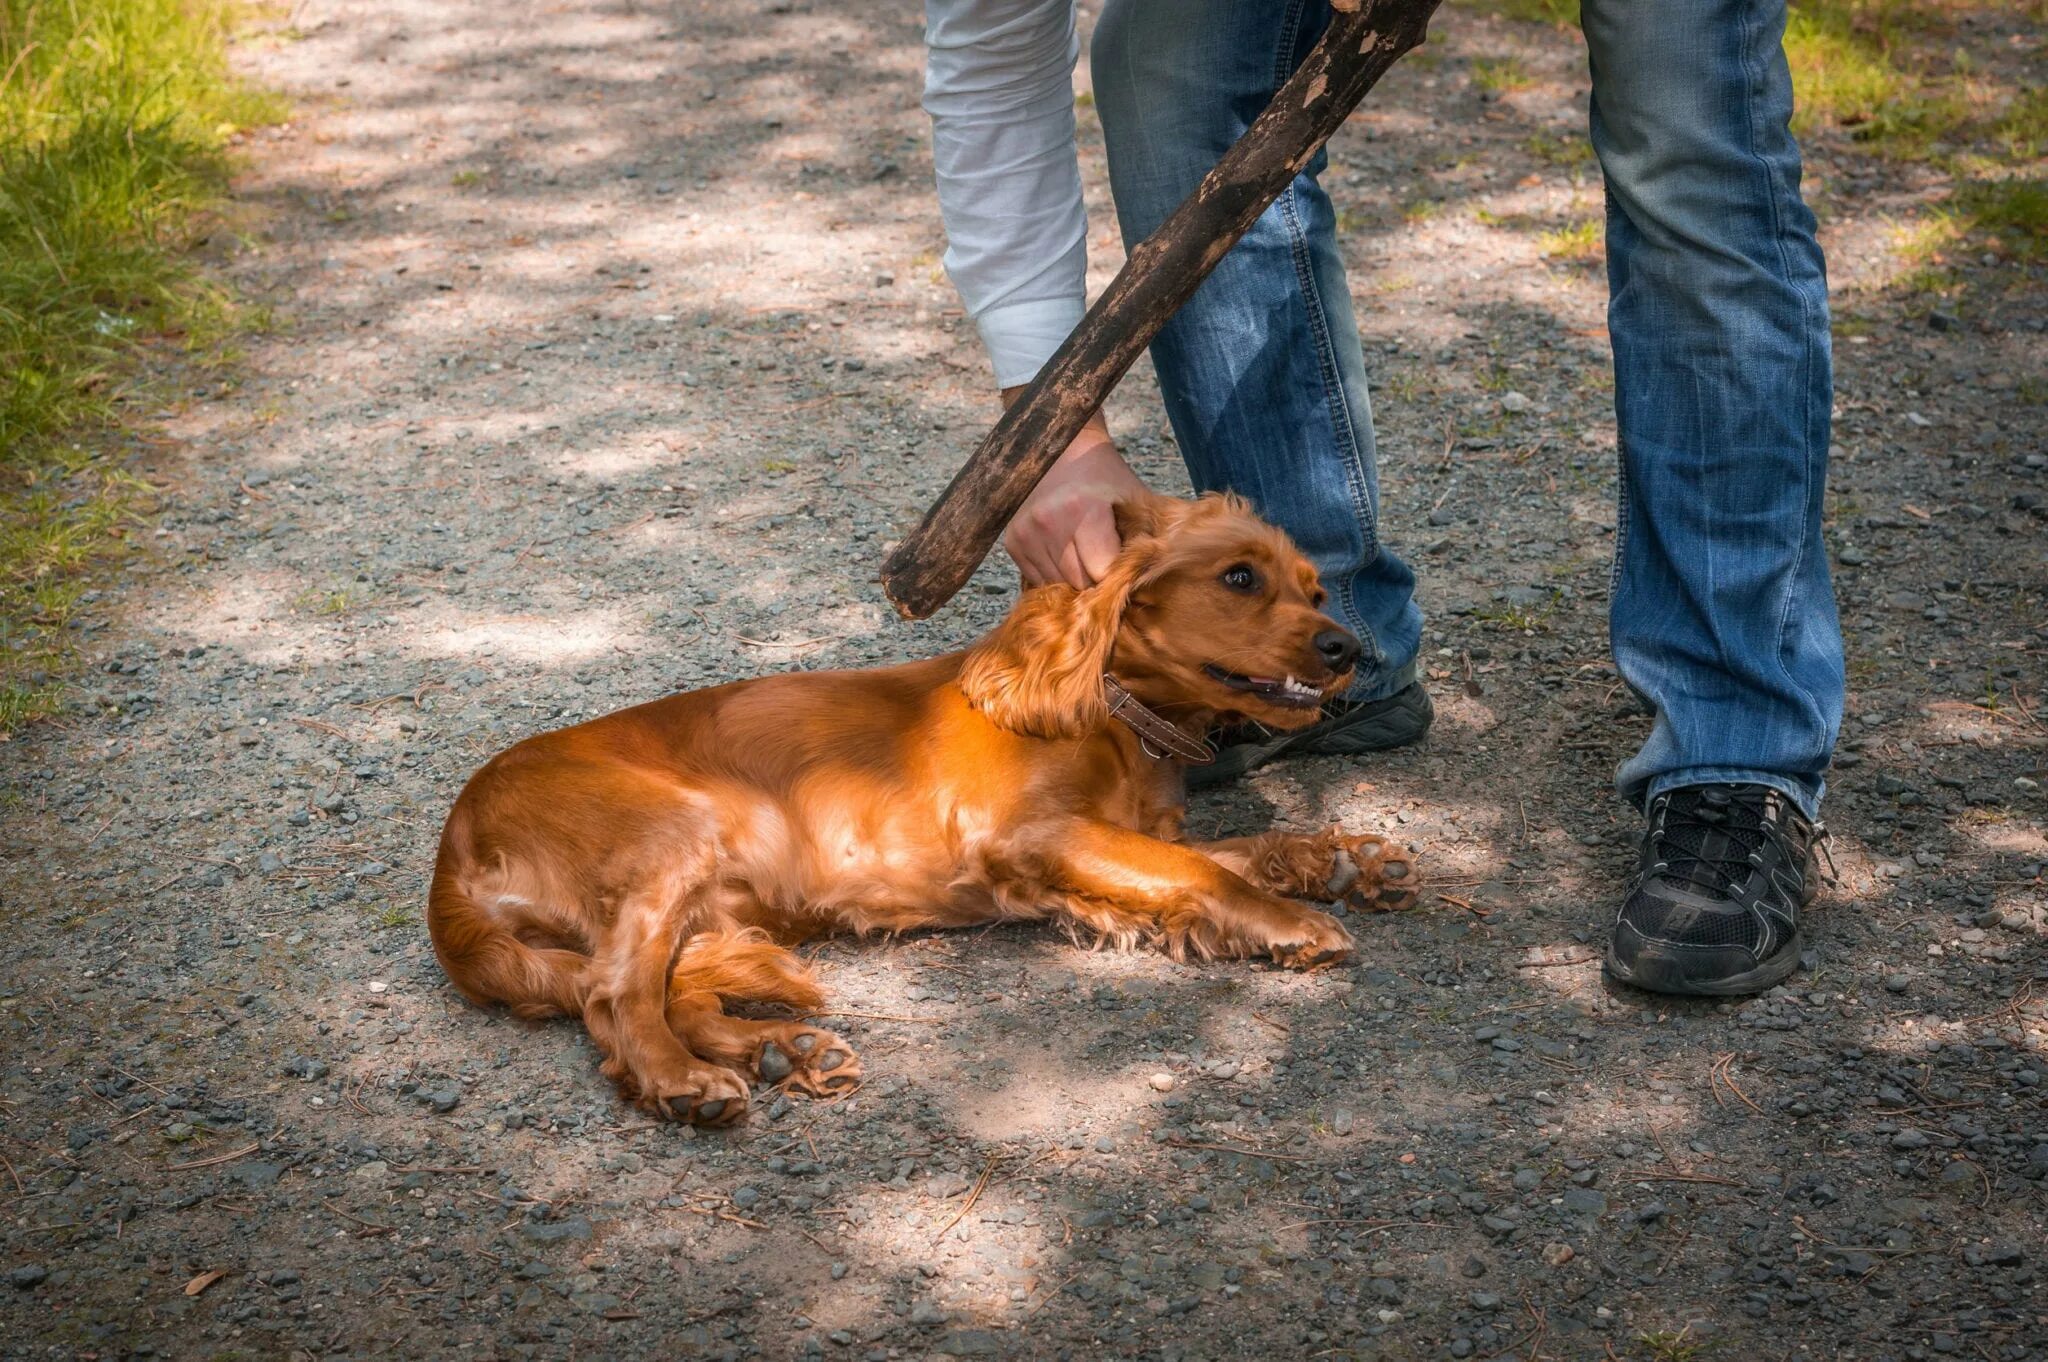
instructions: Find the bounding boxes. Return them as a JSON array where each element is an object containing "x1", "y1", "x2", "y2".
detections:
[{"x1": 1203, "y1": 665, "x2": 1327, "y2": 711}]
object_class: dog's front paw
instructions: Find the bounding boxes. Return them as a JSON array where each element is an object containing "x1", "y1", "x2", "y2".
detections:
[
  {"x1": 1328, "y1": 832, "x2": 1421, "y2": 912},
  {"x1": 1266, "y1": 907, "x2": 1354, "y2": 970},
  {"x1": 624, "y1": 1061, "x2": 751, "y2": 1127}
]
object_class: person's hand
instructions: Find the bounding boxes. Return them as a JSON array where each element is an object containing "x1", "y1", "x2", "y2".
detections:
[
  {"x1": 996, "y1": 392, "x2": 1148, "y2": 589},
  {"x1": 1003, "y1": 428, "x2": 1149, "y2": 589}
]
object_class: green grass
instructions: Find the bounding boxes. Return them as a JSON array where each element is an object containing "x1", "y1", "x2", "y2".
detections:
[
  {"x1": 0, "y1": 0, "x2": 280, "y2": 731},
  {"x1": 1635, "y1": 1329, "x2": 1706, "y2": 1362},
  {"x1": 1464, "y1": 0, "x2": 1580, "y2": 24},
  {"x1": 1524, "y1": 130, "x2": 1595, "y2": 169},
  {"x1": 1956, "y1": 176, "x2": 2047, "y2": 259},
  {"x1": 1540, "y1": 219, "x2": 1603, "y2": 261},
  {"x1": 1471, "y1": 56, "x2": 1535, "y2": 93}
]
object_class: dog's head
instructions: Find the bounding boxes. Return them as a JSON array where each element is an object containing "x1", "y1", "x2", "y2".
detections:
[{"x1": 959, "y1": 492, "x2": 1361, "y2": 739}]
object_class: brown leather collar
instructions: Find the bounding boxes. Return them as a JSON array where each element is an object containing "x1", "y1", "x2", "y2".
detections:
[{"x1": 1103, "y1": 674, "x2": 1215, "y2": 766}]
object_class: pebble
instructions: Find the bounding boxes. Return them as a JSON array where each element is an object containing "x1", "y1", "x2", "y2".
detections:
[
  {"x1": 1891, "y1": 1128, "x2": 1931, "y2": 1150},
  {"x1": 521, "y1": 1216, "x2": 594, "y2": 1243},
  {"x1": 1500, "y1": 390, "x2": 1531, "y2": 413},
  {"x1": 1148, "y1": 1072, "x2": 1175, "y2": 1092},
  {"x1": 7, "y1": 1265, "x2": 48, "y2": 1289}
]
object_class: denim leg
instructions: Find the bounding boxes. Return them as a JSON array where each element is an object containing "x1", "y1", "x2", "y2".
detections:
[
  {"x1": 1583, "y1": 0, "x2": 1842, "y2": 819},
  {"x1": 1091, "y1": 0, "x2": 1422, "y2": 700}
]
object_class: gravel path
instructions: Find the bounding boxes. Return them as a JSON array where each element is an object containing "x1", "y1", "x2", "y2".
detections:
[{"x1": 3, "y1": 1, "x2": 2044, "y2": 1358}]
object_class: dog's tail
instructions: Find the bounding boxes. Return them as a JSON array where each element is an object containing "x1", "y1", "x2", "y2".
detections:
[
  {"x1": 670, "y1": 930, "x2": 825, "y2": 1012},
  {"x1": 428, "y1": 807, "x2": 592, "y2": 1021}
]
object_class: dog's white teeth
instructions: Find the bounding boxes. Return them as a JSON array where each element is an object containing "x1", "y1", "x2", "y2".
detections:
[{"x1": 1280, "y1": 676, "x2": 1318, "y2": 698}]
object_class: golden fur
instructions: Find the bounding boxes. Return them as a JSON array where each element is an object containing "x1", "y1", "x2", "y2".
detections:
[{"x1": 428, "y1": 493, "x2": 1419, "y2": 1124}]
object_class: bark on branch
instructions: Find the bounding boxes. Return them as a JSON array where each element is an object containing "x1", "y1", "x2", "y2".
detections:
[{"x1": 879, "y1": 0, "x2": 1443, "y2": 619}]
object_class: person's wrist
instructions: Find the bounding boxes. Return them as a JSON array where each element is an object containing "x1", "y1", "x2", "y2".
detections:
[{"x1": 1057, "y1": 429, "x2": 1118, "y2": 464}]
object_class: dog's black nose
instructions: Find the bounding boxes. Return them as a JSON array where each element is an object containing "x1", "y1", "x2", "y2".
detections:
[{"x1": 1314, "y1": 628, "x2": 1361, "y2": 672}]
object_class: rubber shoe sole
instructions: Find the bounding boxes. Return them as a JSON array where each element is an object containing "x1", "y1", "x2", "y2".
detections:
[
  {"x1": 1602, "y1": 928, "x2": 1804, "y2": 998},
  {"x1": 1188, "y1": 683, "x2": 1433, "y2": 791}
]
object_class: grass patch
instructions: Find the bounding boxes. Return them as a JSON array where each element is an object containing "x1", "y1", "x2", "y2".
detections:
[
  {"x1": 1955, "y1": 176, "x2": 2047, "y2": 259},
  {"x1": 1471, "y1": 56, "x2": 1535, "y2": 93},
  {"x1": 1540, "y1": 219, "x2": 1603, "y2": 261},
  {"x1": 1459, "y1": 0, "x2": 1581, "y2": 25},
  {"x1": 0, "y1": 0, "x2": 280, "y2": 732},
  {"x1": 1524, "y1": 130, "x2": 1595, "y2": 169},
  {"x1": 1635, "y1": 1328, "x2": 1706, "y2": 1362}
]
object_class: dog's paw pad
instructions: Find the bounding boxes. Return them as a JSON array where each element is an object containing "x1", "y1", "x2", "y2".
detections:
[
  {"x1": 757, "y1": 1041, "x2": 794, "y2": 1083},
  {"x1": 650, "y1": 1082, "x2": 748, "y2": 1128},
  {"x1": 1342, "y1": 834, "x2": 1422, "y2": 911},
  {"x1": 1323, "y1": 851, "x2": 1361, "y2": 900}
]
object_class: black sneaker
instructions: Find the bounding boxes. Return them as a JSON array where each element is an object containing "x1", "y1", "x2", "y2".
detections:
[
  {"x1": 1605, "y1": 783, "x2": 1825, "y2": 998},
  {"x1": 1187, "y1": 682, "x2": 1433, "y2": 791}
]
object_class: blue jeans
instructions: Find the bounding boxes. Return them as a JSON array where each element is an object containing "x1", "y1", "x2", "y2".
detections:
[{"x1": 1092, "y1": 0, "x2": 1842, "y2": 817}]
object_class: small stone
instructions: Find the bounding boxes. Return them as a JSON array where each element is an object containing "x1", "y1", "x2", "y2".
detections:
[
  {"x1": 1148, "y1": 1072, "x2": 1175, "y2": 1093},
  {"x1": 1541, "y1": 1242, "x2": 1575, "y2": 1267},
  {"x1": 1331, "y1": 1109, "x2": 1354, "y2": 1136},
  {"x1": 731, "y1": 1186, "x2": 761, "y2": 1210},
  {"x1": 1891, "y1": 1128, "x2": 1930, "y2": 1150},
  {"x1": 1885, "y1": 974, "x2": 1910, "y2": 994},
  {"x1": 522, "y1": 1215, "x2": 594, "y2": 1243},
  {"x1": 1500, "y1": 391, "x2": 1531, "y2": 413},
  {"x1": 8, "y1": 1265, "x2": 48, "y2": 1289},
  {"x1": 1470, "y1": 1291, "x2": 1502, "y2": 1311}
]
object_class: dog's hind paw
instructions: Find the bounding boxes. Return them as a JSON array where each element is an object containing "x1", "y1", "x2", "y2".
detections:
[
  {"x1": 1334, "y1": 832, "x2": 1421, "y2": 912},
  {"x1": 754, "y1": 1026, "x2": 862, "y2": 1099}
]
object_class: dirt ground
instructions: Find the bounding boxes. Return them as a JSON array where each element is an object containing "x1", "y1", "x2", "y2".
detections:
[{"x1": 3, "y1": 0, "x2": 2045, "y2": 1358}]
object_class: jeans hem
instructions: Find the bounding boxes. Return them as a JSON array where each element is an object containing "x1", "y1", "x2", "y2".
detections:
[
  {"x1": 1638, "y1": 768, "x2": 1825, "y2": 822},
  {"x1": 1346, "y1": 658, "x2": 1418, "y2": 705}
]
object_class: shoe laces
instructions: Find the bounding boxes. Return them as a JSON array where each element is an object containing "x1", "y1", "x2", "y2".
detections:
[{"x1": 1651, "y1": 785, "x2": 1781, "y2": 898}]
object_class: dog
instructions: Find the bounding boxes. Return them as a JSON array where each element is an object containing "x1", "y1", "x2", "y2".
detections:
[{"x1": 428, "y1": 492, "x2": 1419, "y2": 1125}]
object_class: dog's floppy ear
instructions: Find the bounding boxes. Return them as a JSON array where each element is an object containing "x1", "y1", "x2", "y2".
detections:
[{"x1": 958, "y1": 494, "x2": 1179, "y2": 739}]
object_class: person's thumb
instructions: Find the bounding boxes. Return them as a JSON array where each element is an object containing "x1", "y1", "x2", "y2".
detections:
[{"x1": 1073, "y1": 503, "x2": 1123, "y2": 586}]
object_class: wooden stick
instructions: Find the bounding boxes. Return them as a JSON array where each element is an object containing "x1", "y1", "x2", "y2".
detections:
[{"x1": 879, "y1": 0, "x2": 1442, "y2": 618}]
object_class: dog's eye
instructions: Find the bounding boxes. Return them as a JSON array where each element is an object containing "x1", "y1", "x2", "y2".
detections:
[{"x1": 1219, "y1": 564, "x2": 1260, "y2": 593}]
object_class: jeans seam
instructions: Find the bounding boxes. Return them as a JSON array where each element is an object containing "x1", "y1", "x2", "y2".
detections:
[
  {"x1": 1269, "y1": 5, "x2": 1384, "y2": 669},
  {"x1": 1737, "y1": 0, "x2": 1829, "y2": 751},
  {"x1": 1281, "y1": 186, "x2": 1385, "y2": 668}
]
